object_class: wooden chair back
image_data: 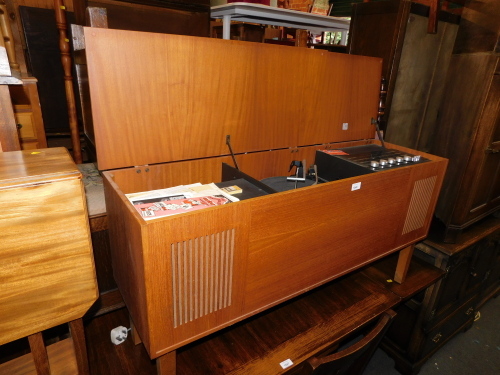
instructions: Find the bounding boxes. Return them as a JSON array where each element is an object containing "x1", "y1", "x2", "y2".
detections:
[{"x1": 300, "y1": 309, "x2": 396, "y2": 375}]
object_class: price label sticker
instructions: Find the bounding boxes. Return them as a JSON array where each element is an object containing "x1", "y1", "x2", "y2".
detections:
[
  {"x1": 351, "y1": 182, "x2": 361, "y2": 191},
  {"x1": 280, "y1": 359, "x2": 294, "y2": 369}
]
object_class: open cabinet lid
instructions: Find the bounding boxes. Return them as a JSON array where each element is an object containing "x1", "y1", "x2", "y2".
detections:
[{"x1": 83, "y1": 27, "x2": 382, "y2": 171}]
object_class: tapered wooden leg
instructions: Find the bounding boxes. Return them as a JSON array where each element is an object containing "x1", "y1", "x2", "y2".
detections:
[
  {"x1": 394, "y1": 244, "x2": 414, "y2": 284},
  {"x1": 69, "y1": 318, "x2": 90, "y2": 375},
  {"x1": 129, "y1": 315, "x2": 142, "y2": 345},
  {"x1": 28, "y1": 332, "x2": 50, "y2": 375},
  {"x1": 156, "y1": 350, "x2": 176, "y2": 375}
]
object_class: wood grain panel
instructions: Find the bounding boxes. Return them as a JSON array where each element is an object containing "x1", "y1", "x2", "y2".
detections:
[
  {"x1": 106, "y1": 156, "x2": 232, "y2": 195},
  {"x1": 106, "y1": 141, "x2": 369, "y2": 195},
  {"x1": 103, "y1": 140, "x2": 447, "y2": 357},
  {"x1": 143, "y1": 203, "x2": 250, "y2": 358},
  {"x1": 102, "y1": 174, "x2": 150, "y2": 348},
  {"x1": 0, "y1": 337, "x2": 78, "y2": 375},
  {"x1": 0, "y1": 147, "x2": 79, "y2": 188},
  {"x1": 84, "y1": 28, "x2": 381, "y2": 171},
  {"x1": 244, "y1": 167, "x2": 410, "y2": 311},
  {"x1": 433, "y1": 54, "x2": 498, "y2": 229},
  {"x1": 0, "y1": 165, "x2": 97, "y2": 345}
]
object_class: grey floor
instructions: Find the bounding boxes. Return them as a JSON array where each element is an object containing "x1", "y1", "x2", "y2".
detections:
[{"x1": 364, "y1": 296, "x2": 500, "y2": 375}]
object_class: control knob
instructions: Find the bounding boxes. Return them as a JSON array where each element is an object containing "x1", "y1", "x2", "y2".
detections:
[
  {"x1": 395, "y1": 156, "x2": 403, "y2": 163},
  {"x1": 379, "y1": 159, "x2": 388, "y2": 166},
  {"x1": 403, "y1": 155, "x2": 412, "y2": 162},
  {"x1": 388, "y1": 158, "x2": 396, "y2": 165},
  {"x1": 370, "y1": 161, "x2": 380, "y2": 168}
]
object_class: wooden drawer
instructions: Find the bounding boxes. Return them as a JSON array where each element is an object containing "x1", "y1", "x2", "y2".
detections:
[
  {"x1": 14, "y1": 104, "x2": 43, "y2": 149},
  {"x1": 421, "y1": 298, "x2": 475, "y2": 357},
  {"x1": 15, "y1": 111, "x2": 36, "y2": 139}
]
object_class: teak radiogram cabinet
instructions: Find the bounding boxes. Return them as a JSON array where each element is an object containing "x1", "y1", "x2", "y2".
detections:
[{"x1": 79, "y1": 27, "x2": 448, "y2": 364}]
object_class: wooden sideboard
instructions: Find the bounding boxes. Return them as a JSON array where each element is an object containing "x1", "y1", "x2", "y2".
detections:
[{"x1": 381, "y1": 216, "x2": 500, "y2": 374}]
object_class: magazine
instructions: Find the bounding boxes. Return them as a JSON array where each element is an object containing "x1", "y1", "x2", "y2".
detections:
[{"x1": 125, "y1": 183, "x2": 239, "y2": 220}]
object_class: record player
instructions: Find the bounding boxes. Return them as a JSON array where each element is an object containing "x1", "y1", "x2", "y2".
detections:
[{"x1": 80, "y1": 27, "x2": 448, "y2": 359}]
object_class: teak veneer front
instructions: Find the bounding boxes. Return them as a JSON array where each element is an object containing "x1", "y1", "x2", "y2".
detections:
[
  {"x1": 0, "y1": 148, "x2": 98, "y2": 345},
  {"x1": 81, "y1": 27, "x2": 448, "y2": 359}
]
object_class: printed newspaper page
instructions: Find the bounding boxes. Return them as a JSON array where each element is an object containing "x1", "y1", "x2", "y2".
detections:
[{"x1": 125, "y1": 183, "x2": 239, "y2": 220}]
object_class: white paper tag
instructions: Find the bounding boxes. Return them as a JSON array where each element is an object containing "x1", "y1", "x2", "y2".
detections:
[
  {"x1": 280, "y1": 358, "x2": 294, "y2": 369},
  {"x1": 351, "y1": 182, "x2": 361, "y2": 191}
]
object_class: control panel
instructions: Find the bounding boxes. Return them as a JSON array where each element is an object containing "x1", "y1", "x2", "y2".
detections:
[{"x1": 315, "y1": 144, "x2": 430, "y2": 182}]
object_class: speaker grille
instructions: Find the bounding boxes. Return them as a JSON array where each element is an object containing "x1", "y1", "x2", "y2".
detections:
[
  {"x1": 171, "y1": 229, "x2": 235, "y2": 328},
  {"x1": 402, "y1": 176, "x2": 437, "y2": 235}
]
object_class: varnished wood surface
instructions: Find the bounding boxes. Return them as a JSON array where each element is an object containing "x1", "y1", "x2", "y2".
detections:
[
  {"x1": 0, "y1": 85, "x2": 21, "y2": 152},
  {"x1": 81, "y1": 255, "x2": 442, "y2": 375},
  {"x1": 104, "y1": 141, "x2": 369, "y2": 196},
  {"x1": 83, "y1": 23, "x2": 447, "y2": 361},
  {"x1": 347, "y1": 0, "x2": 411, "y2": 132},
  {"x1": 423, "y1": 216, "x2": 500, "y2": 256},
  {"x1": 0, "y1": 147, "x2": 79, "y2": 188},
  {"x1": 361, "y1": 252, "x2": 444, "y2": 300},
  {"x1": 19, "y1": 78, "x2": 47, "y2": 149},
  {"x1": 85, "y1": 307, "x2": 157, "y2": 375},
  {"x1": 0, "y1": 337, "x2": 79, "y2": 375},
  {"x1": 28, "y1": 332, "x2": 50, "y2": 374},
  {"x1": 84, "y1": 0, "x2": 210, "y2": 35},
  {"x1": 83, "y1": 28, "x2": 382, "y2": 171},
  {"x1": 176, "y1": 272, "x2": 398, "y2": 375},
  {"x1": 69, "y1": 319, "x2": 91, "y2": 375},
  {"x1": 0, "y1": 147, "x2": 98, "y2": 345},
  {"x1": 432, "y1": 54, "x2": 500, "y2": 231},
  {"x1": 394, "y1": 245, "x2": 414, "y2": 284},
  {"x1": 453, "y1": 0, "x2": 500, "y2": 54},
  {"x1": 103, "y1": 140, "x2": 447, "y2": 358},
  {"x1": 54, "y1": 0, "x2": 83, "y2": 164}
]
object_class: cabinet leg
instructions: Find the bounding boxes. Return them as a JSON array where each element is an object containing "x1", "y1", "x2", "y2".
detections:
[
  {"x1": 394, "y1": 245, "x2": 414, "y2": 284},
  {"x1": 69, "y1": 318, "x2": 90, "y2": 375},
  {"x1": 442, "y1": 226, "x2": 462, "y2": 244},
  {"x1": 157, "y1": 350, "x2": 176, "y2": 375},
  {"x1": 28, "y1": 332, "x2": 50, "y2": 375},
  {"x1": 129, "y1": 315, "x2": 142, "y2": 345}
]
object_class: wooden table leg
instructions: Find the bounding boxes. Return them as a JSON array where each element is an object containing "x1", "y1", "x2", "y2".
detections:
[
  {"x1": 69, "y1": 318, "x2": 90, "y2": 375},
  {"x1": 28, "y1": 332, "x2": 50, "y2": 375},
  {"x1": 129, "y1": 315, "x2": 142, "y2": 345},
  {"x1": 157, "y1": 350, "x2": 176, "y2": 375},
  {"x1": 394, "y1": 244, "x2": 415, "y2": 284}
]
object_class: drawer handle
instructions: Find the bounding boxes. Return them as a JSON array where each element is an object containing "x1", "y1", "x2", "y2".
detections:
[
  {"x1": 466, "y1": 307, "x2": 474, "y2": 316},
  {"x1": 432, "y1": 333, "x2": 442, "y2": 343},
  {"x1": 16, "y1": 123, "x2": 22, "y2": 129}
]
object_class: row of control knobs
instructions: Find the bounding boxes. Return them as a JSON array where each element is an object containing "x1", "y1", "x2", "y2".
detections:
[{"x1": 370, "y1": 155, "x2": 421, "y2": 168}]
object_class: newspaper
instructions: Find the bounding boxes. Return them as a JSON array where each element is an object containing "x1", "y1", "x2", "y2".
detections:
[{"x1": 125, "y1": 183, "x2": 239, "y2": 220}]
